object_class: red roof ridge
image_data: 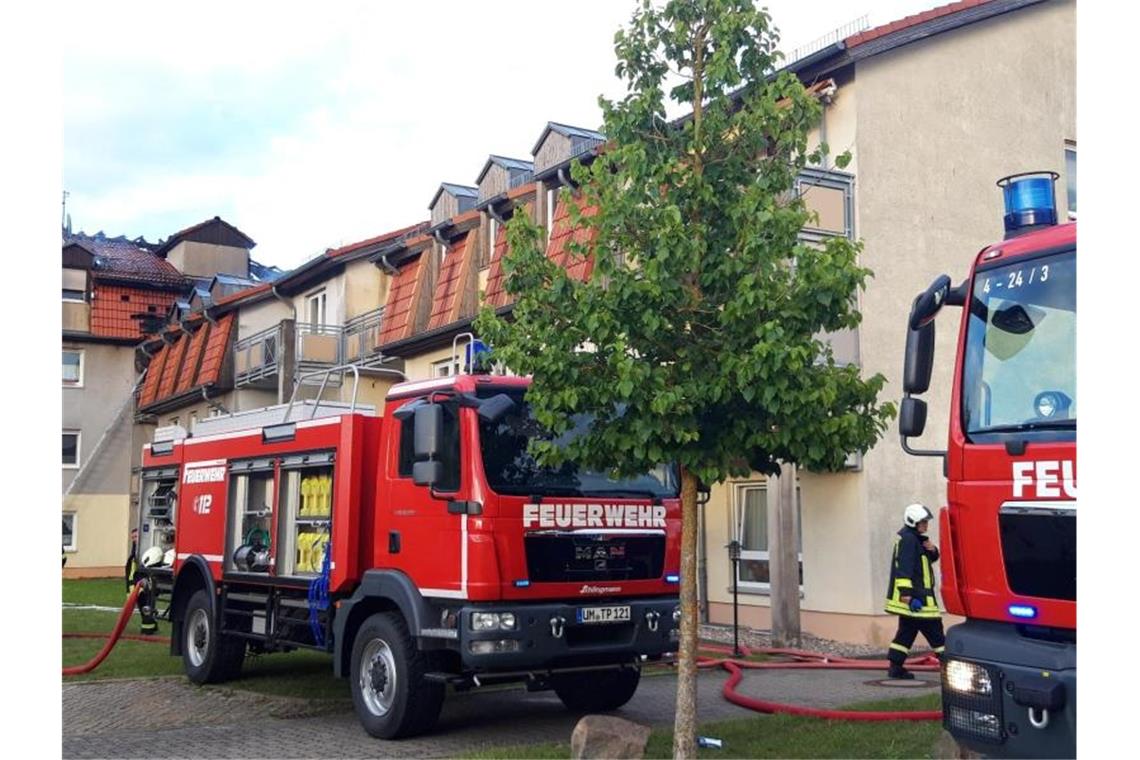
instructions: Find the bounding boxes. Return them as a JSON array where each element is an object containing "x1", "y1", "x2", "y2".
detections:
[
  {"x1": 845, "y1": 0, "x2": 990, "y2": 48},
  {"x1": 327, "y1": 220, "x2": 429, "y2": 258}
]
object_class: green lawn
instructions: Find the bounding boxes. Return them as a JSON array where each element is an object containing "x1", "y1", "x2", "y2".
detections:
[
  {"x1": 470, "y1": 693, "x2": 943, "y2": 759},
  {"x1": 62, "y1": 579, "x2": 349, "y2": 701}
]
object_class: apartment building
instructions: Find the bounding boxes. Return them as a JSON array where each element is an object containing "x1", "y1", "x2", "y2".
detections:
[
  {"x1": 62, "y1": 217, "x2": 281, "y2": 576},
  {"x1": 108, "y1": 0, "x2": 1073, "y2": 643}
]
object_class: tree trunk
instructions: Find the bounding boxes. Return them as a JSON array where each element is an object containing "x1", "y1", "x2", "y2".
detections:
[
  {"x1": 672, "y1": 467, "x2": 699, "y2": 759},
  {"x1": 769, "y1": 462, "x2": 801, "y2": 648}
]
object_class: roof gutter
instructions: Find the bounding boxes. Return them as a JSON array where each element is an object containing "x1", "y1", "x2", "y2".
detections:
[
  {"x1": 272, "y1": 282, "x2": 297, "y2": 320},
  {"x1": 201, "y1": 386, "x2": 229, "y2": 416},
  {"x1": 487, "y1": 203, "x2": 508, "y2": 225}
]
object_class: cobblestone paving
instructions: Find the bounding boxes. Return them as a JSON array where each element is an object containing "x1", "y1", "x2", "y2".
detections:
[{"x1": 63, "y1": 666, "x2": 932, "y2": 758}]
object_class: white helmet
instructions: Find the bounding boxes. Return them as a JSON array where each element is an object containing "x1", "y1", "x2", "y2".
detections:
[
  {"x1": 163, "y1": 548, "x2": 175, "y2": 566},
  {"x1": 141, "y1": 546, "x2": 165, "y2": 568},
  {"x1": 903, "y1": 503, "x2": 934, "y2": 528}
]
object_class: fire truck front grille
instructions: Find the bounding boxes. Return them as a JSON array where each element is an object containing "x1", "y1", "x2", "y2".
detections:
[
  {"x1": 524, "y1": 534, "x2": 665, "y2": 583},
  {"x1": 998, "y1": 507, "x2": 1076, "y2": 601}
]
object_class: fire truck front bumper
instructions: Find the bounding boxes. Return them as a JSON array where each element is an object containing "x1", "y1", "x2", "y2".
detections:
[{"x1": 455, "y1": 597, "x2": 680, "y2": 671}]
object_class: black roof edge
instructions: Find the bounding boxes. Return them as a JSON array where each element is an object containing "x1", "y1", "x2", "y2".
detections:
[
  {"x1": 378, "y1": 317, "x2": 478, "y2": 357},
  {"x1": 61, "y1": 330, "x2": 140, "y2": 346},
  {"x1": 533, "y1": 149, "x2": 600, "y2": 182},
  {"x1": 137, "y1": 383, "x2": 222, "y2": 416}
]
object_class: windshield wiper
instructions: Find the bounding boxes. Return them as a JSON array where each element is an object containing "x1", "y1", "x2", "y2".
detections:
[
  {"x1": 582, "y1": 489, "x2": 664, "y2": 499},
  {"x1": 976, "y1": 419, "x2": 1076, "y2": 434}
]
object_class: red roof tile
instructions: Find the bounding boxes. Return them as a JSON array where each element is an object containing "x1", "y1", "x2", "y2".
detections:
[
  {"x1": 546, "y1": 195, "x2": 598, "y2": 283},
  {"x1": 845, "y1": 0, "x2": 989, "y2": 48},
  {"x1": 175, "y1": 324, "x2": 210, "y2": 394},
  {"x1": 427, "y1": 231, "x2": 474, "y2": 330},
  {"x1": 157, "y1": 335, "x2": 188, "y2": 399},
  {"x1": 483, "y1": 203, "x2": 533, "y2": 309},
  {"x1": 379, "y1": 257, "x2": 426, "y2": 346},
  {"x1": 137, "y1": 344, "x2": 167, "y2": 407},
  {"x1": 65, "y1": 233, "x2": 185, "y2": 288},
  {"x1": 91, "y1": 284, "x2": 178, "y2": 339},
  {"x1": 196, "y1": 313, "x2": 234, "y2": 387}
]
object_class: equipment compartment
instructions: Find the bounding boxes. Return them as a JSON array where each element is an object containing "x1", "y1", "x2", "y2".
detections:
[
  {"x1": 227, "y1": 458, "x2": 276, "y2": 573},
  {"x1": 277, "y1": 452, "x2": 335, "y2": 577},
  {"x1": 139, "y1": 467, "x2": 179, "y2": 562}
]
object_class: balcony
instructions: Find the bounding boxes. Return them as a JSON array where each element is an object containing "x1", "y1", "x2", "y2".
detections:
[{"x1": 235, "y1": 316, "x2": 385, "y2": 394}]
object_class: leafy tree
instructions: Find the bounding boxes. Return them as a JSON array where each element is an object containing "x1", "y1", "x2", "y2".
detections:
[{"x1": 476, "y1": 0, "x2": 894, "y2": 755}]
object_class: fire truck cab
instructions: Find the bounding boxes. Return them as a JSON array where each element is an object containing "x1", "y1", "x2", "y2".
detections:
[
  {"x1": 901, "y1": 173, "x2": 1076, "y2": 758},
  {"x1": 139, "y1": 365, "x2": 682, "y2": 738}
]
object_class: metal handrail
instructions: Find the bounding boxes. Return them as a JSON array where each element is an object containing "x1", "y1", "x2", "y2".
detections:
[
  {"x1": 451, "y1": 332, "x2": 476, "y2": 375},
  {"x1": 282, "y1": 364, "x2": 361, "y2": 423}
]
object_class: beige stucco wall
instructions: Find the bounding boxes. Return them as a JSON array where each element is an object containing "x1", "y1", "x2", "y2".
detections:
[
  {"x1": 235, "y1": 297, "x2": 291, "y2": 340},
  {"x1": 344, "y1": 259, "x2": 389, "y2": 321},
  {"x1": 63, "y1": 493, "x2": 131, "y2": 575},
  {"x1": 62, "y1": 342, "x2": 138, "y2": 495},
  {"x1": 853, "y1": 0, "x2": 1075, "y2": 608},
  {"x1": 294, "y1": 272, "x2": 347, "y2": 326},
  {"x1": 403, "y1": 346, "x2": 457, "y2": 382},
  {"x1": 168, "y1": 241, "x2": 249, "y2": 279},
  {"x1": 62, "y1": 301, "x2": 90, "y2": 332}
]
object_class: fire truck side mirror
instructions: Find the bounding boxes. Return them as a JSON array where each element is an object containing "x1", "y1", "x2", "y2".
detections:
[
  {"x1": 414, "y1": 404, "x2": 444, "y2": 459},
  {"x1": 903, "y1": 321, "x2": 936, "y2": 395},
  {"x1": 899, "y1": 397, "x2": 928, "y2": 438},
  {"x1": 413, "y1": 460, "x2": 443, "y2": 487},
  {"x1": 908, "y1": 274, "x2": 951, "y2": 331}
]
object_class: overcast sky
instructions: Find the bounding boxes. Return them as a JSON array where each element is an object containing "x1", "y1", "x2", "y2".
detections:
[{"x1": 63, "y1": 0, "x2": 935, "y2": 270}]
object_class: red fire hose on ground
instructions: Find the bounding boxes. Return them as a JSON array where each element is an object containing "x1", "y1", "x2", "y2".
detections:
[
  {"x1": 62, "y1": 581, "x2": 170, "y2": 676},
  {"x1": 692, "y1": 642, "x2": 943, "y2": 721}
]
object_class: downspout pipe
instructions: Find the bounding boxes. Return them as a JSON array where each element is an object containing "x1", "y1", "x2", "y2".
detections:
[
  {"x1": 377, "y1": 252, "x2": 398, "y2": 276},
  {"x1": 201, "y1": 386, "x2": 229, "y2": 416},
  {"x1": 432, "y1": 228, "x2": 450, "y2": 248},
  {"x1": 487, "y1": 203, "x2": 508, "y2": 225},
  {"x1": 271, "y1": 282, "x2": 297, "y2": 320},
  {"x1": 557, "y1": 166, "x2": 577, "y2": 190}
]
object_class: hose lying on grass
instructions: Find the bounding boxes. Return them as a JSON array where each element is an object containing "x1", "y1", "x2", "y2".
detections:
[
  {"x1": 62, "y1": 581, "x2": 164, "y2": 676},
  {"x1": 692, "y1": 642, "x2": 943, "y2": 722}
]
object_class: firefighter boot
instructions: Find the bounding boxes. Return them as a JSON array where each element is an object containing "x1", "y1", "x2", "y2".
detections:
[{"x1": 887, "y1": 663, "x2": 915, "y2": 680}]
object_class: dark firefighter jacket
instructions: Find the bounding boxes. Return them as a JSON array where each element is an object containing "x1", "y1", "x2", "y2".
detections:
[{"x1": 884, "y1": 526, "x2": 941, "y2": 618}]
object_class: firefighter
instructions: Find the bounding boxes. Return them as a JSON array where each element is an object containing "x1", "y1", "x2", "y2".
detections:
[
  {"x1": 125, "y1": 530, "x2": 160, "y2": 636},
  {"x1": 884, "y1": 503, "x2": 945, "y2": 679}
]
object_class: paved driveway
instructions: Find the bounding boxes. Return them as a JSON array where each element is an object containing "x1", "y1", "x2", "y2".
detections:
[{"x1": 63, "y1": 667, "x2": 936, "y2": 758}]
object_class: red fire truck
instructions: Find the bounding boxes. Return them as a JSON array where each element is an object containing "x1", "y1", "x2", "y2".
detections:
[
  {"x1": 900, "y1": 172, "x2": 1075, "y2": 757},
  {"x1": 137, "y1": 365, "x2": 681, "y2": 738}
]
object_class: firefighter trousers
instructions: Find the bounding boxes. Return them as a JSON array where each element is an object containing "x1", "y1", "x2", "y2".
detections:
[
  {"x1": 131, "y1": 580, "x2": 158, "y2": 636},
  {"x1": 887, "y1": 615, "x2": 945, "y2": 666}
]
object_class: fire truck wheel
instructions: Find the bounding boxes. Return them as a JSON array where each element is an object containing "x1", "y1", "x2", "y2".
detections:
[
  {"x1": 350, "y1": 611, "x2": 444, "y2": 739},
  {"x1": 552, "y1": 665, "x2": 641, "y2": 713},
  {"x1": 181, "y1": 589, "x2": 245, "y2": 684}
]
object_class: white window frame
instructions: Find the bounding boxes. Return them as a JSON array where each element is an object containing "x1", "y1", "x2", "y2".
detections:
[
  {"x1": 63, "y1": 349, "x2": 84, "y2": 387},
  {"x1": 546, "y1": 186, "x2": 558, "y2": 233},
  {"x1": 1064, "y1": 140, "x2": 1076, "y2": 220},
  {"x1": 63, "y1": 430, "x2": 81, "y2": 469},
  {"x1": 305, "y1": 289, "x2": 327, "y2": 328},
  {"x1": 431, "y1": 357, "x2": 459, "y2": 378},
  {"x1": 62, "y1": 512, "x2": 77, "y2": 552},
  {"x1": 487, "y1": 215, "x2": 498, "y2": 262},
  {"x1": 732, "y1": 481, "x2": 803, "y2": 591}
]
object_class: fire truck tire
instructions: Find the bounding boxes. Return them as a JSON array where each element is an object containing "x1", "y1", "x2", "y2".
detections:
[
  {"x1": 350, "y1": 611, "x2": 444, "y2": 739},
  {"x1": 181, "y1": 590, "x2": 245, "y2": 684},
  {"x1": 552, "y1": 665, "x2": 641, "y2": 712}
]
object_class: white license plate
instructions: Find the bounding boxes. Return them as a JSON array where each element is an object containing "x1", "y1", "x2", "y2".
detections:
[{"x1": 577, "y1": 605, "x2": 631, "y2": 624}]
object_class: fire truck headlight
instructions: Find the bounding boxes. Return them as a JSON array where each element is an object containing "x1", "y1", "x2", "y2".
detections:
[
  {"x1": 499, "y1": 612, "x2": 518, "y2": 631},
  {"x1": 468, "y1": 639, "x2": 521, "y2": 655},
  {"x1": 945, "y1": 659, "x2": 993, "y2": 696},
  {"x1": 471, "y1": 612, "x2": 500, "y2": 631}
]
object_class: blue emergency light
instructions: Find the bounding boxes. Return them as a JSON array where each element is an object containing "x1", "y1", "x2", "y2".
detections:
[
  {"x1": 665, "y1": 573, "x2": 680, "y2": 584},
  {"x1": 1008, "y1": 604, "x2": 1038, "y2": 619},
  {"x1": 466, "y1": 340, "x2": 491, "y2": 372},
  {"x1": 997, "y1": 171, "x2": 1058, "y2": 238}
]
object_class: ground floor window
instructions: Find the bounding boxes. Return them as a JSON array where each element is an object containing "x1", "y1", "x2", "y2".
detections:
[
  {"x1": 62, "y1": 513, "x2": 76, "y2": 551},
  {"x1": 733, "y1": 482, "x2": 802, "y2": 588}
]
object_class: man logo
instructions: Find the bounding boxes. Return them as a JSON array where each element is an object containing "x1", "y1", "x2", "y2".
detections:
[{"x1": 192, "y1": 494, "x2": 213, "y2": 515}]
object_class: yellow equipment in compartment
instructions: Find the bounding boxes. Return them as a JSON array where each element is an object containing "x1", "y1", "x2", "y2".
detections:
[
  {"x1": 295, "y1": 529, "x2": 330, "y2": 573},
  {"x1": 300, "y1": 473, "x2": 332, "y2": 517}
]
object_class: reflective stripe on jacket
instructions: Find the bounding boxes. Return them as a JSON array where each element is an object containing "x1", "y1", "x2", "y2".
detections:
[{"x1": 884, "y1": 526, "x2": 941, "y2": 618}]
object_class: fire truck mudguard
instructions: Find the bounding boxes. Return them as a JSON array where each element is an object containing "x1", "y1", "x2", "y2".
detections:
[
  {"x1": 333, "y1": 569, "x2": 436, "y2": 678},
  {"x1": 169, "y1": 554, "x2": 217, "y2": 657}
]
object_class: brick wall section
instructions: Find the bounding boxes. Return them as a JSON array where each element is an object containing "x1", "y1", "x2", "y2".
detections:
[
  {"x1": 91, "y1": 284, "x2": 177, "y2": 339},
  {"x1": 157, "y1": 334, "x2": 189, "y2": 399},
  {"x1": 546, "y1": 195, "x2": 598, "y2": 283},
  {"x1": 195, "y1": 313, "x2": 234, "y2": 386},
  {"x1": 378, "y1": 256, "x2": 425, "y2": 345},
  {"x1": 427, "y1": 231, "x2": 473, "y2": 330},
  {"x1": 175, "y1": 324, "x2": 210, "y2": 394}
]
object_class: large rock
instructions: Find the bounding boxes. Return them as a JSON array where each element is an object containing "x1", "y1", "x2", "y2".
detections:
[{"x1": 570, "y1": 714, "x2": 652, "y2": 759}]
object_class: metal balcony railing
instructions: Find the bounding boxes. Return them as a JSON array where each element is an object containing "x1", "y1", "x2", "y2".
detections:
[
  {"x1": 296, "y1": 322, "x2": 344, "y2": 373},
  {"x1": 343, "y1": 308, "x2": 385, "y2": 366},
  {"x1": 234, "y1": 324, "x2": 282, "y2": 387}
]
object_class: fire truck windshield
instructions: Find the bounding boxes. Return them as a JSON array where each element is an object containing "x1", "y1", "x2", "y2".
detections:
[
  {"x1": 477, "y1": 388, "x2": 679, "y2": 498},
  {"x1": 961, "y1": 248, "x2": 1076, "y2": 443}
]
